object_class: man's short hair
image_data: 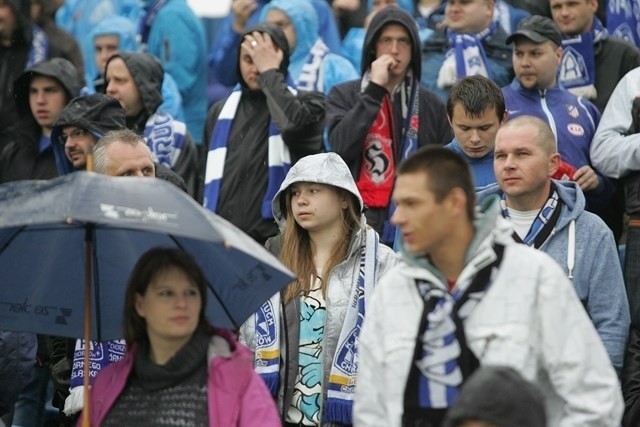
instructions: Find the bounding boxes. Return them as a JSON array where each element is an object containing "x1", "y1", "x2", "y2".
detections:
[
  {"x1": 500, "y1": 115, "x2": 557, "y2": 154},
  {"x1": 398, "y1": 146, "x2": 476, "y2": 220},
  {"x1": 94, "y1": 129, "x2": 149, "y2": 174},
  {"x1": 447, "y1": 75, "x2": 506, "y2": 120}
]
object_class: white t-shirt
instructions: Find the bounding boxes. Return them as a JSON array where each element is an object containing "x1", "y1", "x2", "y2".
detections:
[{"x1": 506, "y1": 207, "x2": 539, "y2": 241}]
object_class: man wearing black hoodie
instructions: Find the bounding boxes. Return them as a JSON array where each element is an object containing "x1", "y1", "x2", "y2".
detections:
[
  {"x1": 0, "y1": 57, "x2": 81, "y2": 183},
  {"x1": 327, "y1": 6, "x2": 452, "y2": 246},
  {"x1": 104, "y1": 52, "x2": 199, "y2": 197},
  {"x1": 0, "y1": 0, "x2": 62, "y2": 141}
]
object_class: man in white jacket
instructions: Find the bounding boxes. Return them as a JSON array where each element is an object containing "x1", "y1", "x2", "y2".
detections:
[{"x1": 354, "y1": 146, "x2": 623, "y2": 427}]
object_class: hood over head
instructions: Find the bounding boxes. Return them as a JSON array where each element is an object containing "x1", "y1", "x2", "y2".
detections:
[
  {"x1": 443, "y1": 366, "x2": 547, "y2": 427},
  {"x1": 260, "y1": 0, "x2": 318, "y2": 68},
  {"x1": 237, "y1": 23, "x2": 290, "y2": 89},
  {"x1": 13, "y1": 57, "x2": 82, "y2": 115},
  {"x1": 106, "y1": 52, "x2": 164, "y2": 116},
  {"x1": 50, "y1": 94, "x2": 126, "y2": 175},
  {"x1": 271, "y1": 152, "x2": 364, "y2": 229},
  {"x1": 362, "y1": 6, "x2": 421, "y2": 77},
  {"x1": 90, "y1": 15, "x2": 139, "y2": 57}
]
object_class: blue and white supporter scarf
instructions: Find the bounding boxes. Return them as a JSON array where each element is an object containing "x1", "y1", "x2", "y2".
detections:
[
  {"x1": 403, "y1": 245, "x2": 504, "y2": 425},
  {"x1": 203, "y1": 88, "x2": 294, "y2": 219},
  {"x1": 138, "y1": 0, "x2": 169, "y2": 50},
  {"x1": 501, "y1": 186, "x2": 562, "y2": 248},
  {"x1": 607, "y1": 0, "x2": 640, "y2": 46},
  {"x1": 143, "y1": 111, "x2": 187, "y2": 168},
  {"x1": 254, "y1": 228, "x2": 379, "y2": 424},
  {"x1": 297, "y1": 38, "x2": 330, "y2": 92},
  {"x1": 27, "y1": 25, "x2": 48, "y2": 68},
  {"x1": 437, "y1": 22, "x2": 497, "y2": 89},
  {"x1": 559, "y1": 18, "x2": 608, "y2": 99}
]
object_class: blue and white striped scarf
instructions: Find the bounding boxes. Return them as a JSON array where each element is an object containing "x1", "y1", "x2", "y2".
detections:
[
  {"x1": 27, "y1": 25, "x2": 48, "y2": 68},
  {"x1": 500, "y1": 188, "x2": 560, "y2": 247},
  {"x1": 203, "y1": 88, "x2": 294, "y2": 219},
  {"x1": 559, "y1": 18, "x2": 608, "y2": 99},
  {"x1": 143, "y1": 111, "x2": 186, "y2": 168},
  {"x1": 254, "y1": 227, "x2": 379, "y2": 424},
  {"x1": 607, "y1": 0, "x2": 640, "y2": 46},
  {"x1": 297, "y1": 38, "x2": 330, "y2": 92}
]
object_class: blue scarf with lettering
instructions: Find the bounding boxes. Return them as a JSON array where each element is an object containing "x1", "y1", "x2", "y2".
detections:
[
  {"x1": 559, "y1": 18, "x2": 608, "y2": 99},
  {"x1": 143, "y1": 112, "x2": 187, "y2": 168},
  {"x1": 254, "y1": 227, "x2": 379, "y2": 424},
  {"x1": 203, "y1": 87, "x2": 294, "y2": 219},
  {"x1": 607, "y1": 0, "x2": 640, "y2": 46},
  {"x1": 437, "y1": 22, "x2": 497, "y2": 89},
  {"x1": 297, "y1": 38, "x2": 330, "y2": 92},
  {"x1": 27, "y1": 25, "x2": 48, "y2": 68}
]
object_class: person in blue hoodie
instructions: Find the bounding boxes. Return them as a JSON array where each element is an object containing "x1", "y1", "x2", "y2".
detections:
[
  {"x1": 445, "y1": 75, "x2": 507, "y2": 191},
  {"x1": 210, "y1": 0, "x2": 343, "y2": 88},
  {"x1": 138, "y1": 0, "x2": 208, "y2": 145},
  {"x1": 259, "y1": 0, "x2": 359, "y2": 95},
  {"x1": 479, "y1": 115, "x2": 630, "y2": 373},
  {"x1": 502, "y1": 15, "x2": 619, "y2": 239}
]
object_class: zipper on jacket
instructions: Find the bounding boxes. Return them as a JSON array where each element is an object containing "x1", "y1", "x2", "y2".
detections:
[{"x1": 539, "y1": 90, "x2": 559, "y2": 143}]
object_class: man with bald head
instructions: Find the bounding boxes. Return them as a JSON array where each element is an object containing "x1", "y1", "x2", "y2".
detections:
[{"x1": 481, "y1": 115, "x2": 630, "y2": 373}]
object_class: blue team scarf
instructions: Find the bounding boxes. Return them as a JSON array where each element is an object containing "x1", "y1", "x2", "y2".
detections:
[
  {"x1": 297, "y1": 38, "x2": 330, "y2": 92},
  {"x1": 500, "y1": 187, "x2": 561, "y2": 248},
  {"x1": 607, "y1": 0, "x2": 640, "y2": 46},
  {"x1": 143, "y1": 111, "x2": 187, "y2": 168},
  {"x1": 203, "y1": 88, "x2": 294, "y2": 219},
  {"x1": 254, "y1": 227, "x2": 379, "y2": 424},
  {"x1": 403, "y1": 245, "x2": 504, "y2": 423},
  {"x1": 27, "y1": 25, "x2": 48, "y2": 68},
  {"x1": 69, "y1": 339, "x2": 126, "y2": 392},
  {"x1": 559, "y1": 18, "x2": 608, "y2": 99},
  {"x1": 438, "y1": 22, "x2": 497, "y2": 88},
  {"x1": 138, "y1": 0, "x2": 169, "y2": 49}
]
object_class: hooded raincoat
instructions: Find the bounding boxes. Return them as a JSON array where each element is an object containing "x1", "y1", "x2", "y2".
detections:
[
  {"x1": 203, "y1": 23, "x2": 325, "y2": 245},
  {"x1": 106, "y1": 52, "x2": 199, "y2": 196},
  {"x1": 0, "y1": 58, "x2": 82, "y2": 183},
  {"x1": 354, "y1": 197, "x2": 624, "y2": 427},
  {"x1": 478, "y1": 180, "x2": 630, "y2": 372},
  {"x1": 240, "y1": 153, "x2": 398, "y2": 426}
]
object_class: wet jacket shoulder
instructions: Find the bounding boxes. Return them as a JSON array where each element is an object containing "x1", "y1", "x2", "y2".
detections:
[{"x1": 0, "y1": 120, "x2": 57, "y2": 183}]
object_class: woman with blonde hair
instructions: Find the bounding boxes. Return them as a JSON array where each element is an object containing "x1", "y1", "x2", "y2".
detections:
[{"x1": 241, "y1": 152, "x2": 398, "y2": 426}]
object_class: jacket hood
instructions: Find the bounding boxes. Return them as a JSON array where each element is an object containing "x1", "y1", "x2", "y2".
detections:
[
  {"x1": 107, "y1": 52, "x2": 164, "y2": 116},
  {"x1": 13, "y1": 58, "x2": 83, "y2": 115},
  {"x1": 443, "y1": 366, "x2": 547, "y2": 427},
  {"x1": 237, "y1": 23, "x2": 290, "y2": 89},
  {"x1": 271, "y1": 152, "x2": 364, "y2": 229},
  {"x1": 260, "y1": 0, "x2": 318, "y2": 71},
  {"x1": 362, "y1": 6, "x2": 421, "y2": 77},
  {"x1": 90, "y1": 15, "x2": 139, "y2": 62},
  {"x1": 50, "y1": 94, "x2": 126, "y2": 175},
  {"x1": 5, "y1": 0, "x2": 32, "y2": 44},
  {"x1": 551, "y1": 179, "x2": 584, "y2": 229}
]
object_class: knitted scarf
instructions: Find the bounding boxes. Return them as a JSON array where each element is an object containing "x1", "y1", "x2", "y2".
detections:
[
  {"x1": 254, "y1": 227, "x2": 379, "y2": 424},
  {"x1": 607, "y1": 0, "x2": 640, "y2": 46},
  {"x1": 559, "y1": 18, "x2": 608, "y2": 100},
  {"x1": 403, "y1": 244, "x2": 505, "y2": 425},
  {"x1": 357, "y1": 72, "x2": 420, "y2": 209},
  {"x1": 143, "y1": 111, "x2": 187, "y2": 168},
  {"x1": 437, "y1": 22, "x2": 497, "y2": 89},
  {"x1": 297, "y1": 38, "x2": 330, "y2": 92},
  {"x1": 500, "y1": 184, "x2": 563, "y2": 248},
  {"x1": 27, "y1": 25, "x2": 48, "y2": 68},
  {"x1": 203, "y1": 88, "x2": 294, "y2": 219}
]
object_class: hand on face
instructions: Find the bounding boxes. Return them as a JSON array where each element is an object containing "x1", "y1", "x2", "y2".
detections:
[
  {"x1": 232, "y1": 0, "x2": 258, "y2": 30},
  {"x1": 370, "y1": 54, "x2": 400, "y2": 90},
  {"x1": 241, "y1": 31, "x2": 283, "y2": 74}
]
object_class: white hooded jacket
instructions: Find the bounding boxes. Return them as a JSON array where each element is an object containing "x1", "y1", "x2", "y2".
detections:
[{"x1": 354, "y1": 197, "x2": 623, "y2": 427}]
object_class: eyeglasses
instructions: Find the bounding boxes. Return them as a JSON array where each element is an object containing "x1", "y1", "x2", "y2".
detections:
[{"x1": 59, "y1": 129, "x2": 89, "y2": 145}]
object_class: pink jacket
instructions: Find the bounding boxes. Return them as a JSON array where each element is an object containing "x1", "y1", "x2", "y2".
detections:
[{"x1": 81, "y1": 329, "x2": 280, "y2": 426}]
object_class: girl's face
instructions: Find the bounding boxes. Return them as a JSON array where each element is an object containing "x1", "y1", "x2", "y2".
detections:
[
  {"x1": 289, "y1": 182, "x2": 348, "y2": 233},
  {"x1": 135, "y1": 266, "x2": 202, "y2": 350}
]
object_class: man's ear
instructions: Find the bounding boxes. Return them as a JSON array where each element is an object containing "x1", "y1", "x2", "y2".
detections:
[{"x1": 549, "y1": 152, "x2": 560, "y2": 177}]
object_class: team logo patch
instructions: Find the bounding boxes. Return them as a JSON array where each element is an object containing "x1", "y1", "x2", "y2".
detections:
[
  {"x1": 567, "y1": 123, "x2": 585, "y2": 136},
  {"x1": 566, "y1": 104, "x2": 579, "y2": 118},
  {"x1": 256, "y1": 301, "x2": 277, "y2": 348}
]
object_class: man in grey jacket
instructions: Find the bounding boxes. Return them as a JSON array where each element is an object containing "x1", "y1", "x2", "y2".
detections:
[{"x1": 487, "y1": 115, "x2": 630, "y2": 373}]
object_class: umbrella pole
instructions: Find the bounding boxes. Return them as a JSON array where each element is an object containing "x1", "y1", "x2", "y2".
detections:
[{"x1": 82, "y1": 226, "x2": 94, "y2": 427}]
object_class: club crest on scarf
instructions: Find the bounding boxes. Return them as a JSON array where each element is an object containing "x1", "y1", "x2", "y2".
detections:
[
  {"x1": 255, "y1": 300, "x2": 279, "y2": 365},
  {"x1": 559, "y1": 45, "x2": 591, "y2": 87}
]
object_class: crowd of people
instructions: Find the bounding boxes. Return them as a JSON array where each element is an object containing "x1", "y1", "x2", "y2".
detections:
[{"x1": 2, "y1": 0, "x2": 640, "y2": 426}]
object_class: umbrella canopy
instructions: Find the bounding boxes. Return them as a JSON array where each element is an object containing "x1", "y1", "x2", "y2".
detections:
[{"x1": 0, "y1": 172, "x2": 294, "y2": 341}]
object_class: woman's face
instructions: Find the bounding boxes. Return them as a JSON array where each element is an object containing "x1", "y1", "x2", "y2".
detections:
[
  {"x1": 135, "y1": 266, "x2": 202, "y2": 350},
  {"x1": 289, "y1": 182, "x2": 348, "y2": 233}
]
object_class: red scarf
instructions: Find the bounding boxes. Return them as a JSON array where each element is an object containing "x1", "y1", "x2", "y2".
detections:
[{"x1": 356, "y1": 94, "x2": 395, "y2": 208}]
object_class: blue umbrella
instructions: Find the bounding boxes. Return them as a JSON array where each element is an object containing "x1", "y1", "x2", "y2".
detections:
[{"x1": 0, "y1": 171, "x2": 294, "y2": 341}]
